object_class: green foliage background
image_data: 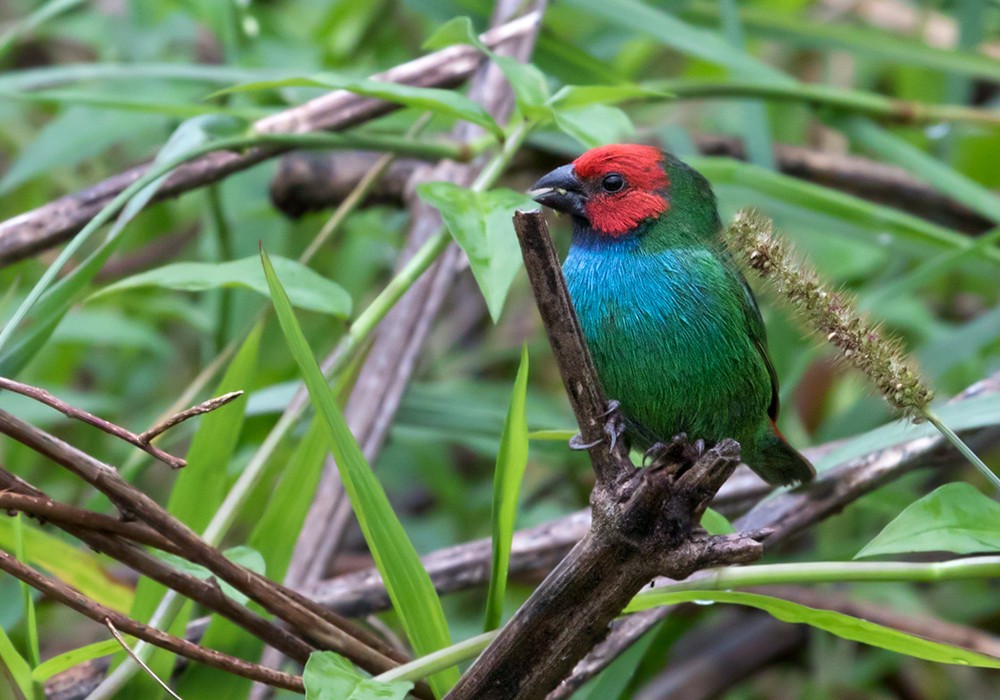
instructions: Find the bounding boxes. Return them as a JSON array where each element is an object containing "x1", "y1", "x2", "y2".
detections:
[{"x1": 1, "y1": 0, "x2": 999, "y2": 698}]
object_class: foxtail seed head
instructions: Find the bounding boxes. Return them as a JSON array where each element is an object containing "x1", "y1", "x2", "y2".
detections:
[{"x1": 725, "y1": 209, "x2": 933, "y2": 417}]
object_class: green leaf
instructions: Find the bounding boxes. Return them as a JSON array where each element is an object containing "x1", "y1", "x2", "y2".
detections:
[
  {"x1": 92, "y1": 256, "x2": 352, "y2": 317},
  {"x1": 0, "y1": 623, "x2": 32, "y2": 700},
  {"x1": 304, "y1": 652, "x2": 412, "y2": 700},
  {"x1": 627, "y1": 590, "x2": 1000, "y2": 668},
  {"x1": 857, "y1": 483, "x2": 1000, "y2": 559},
  {"x1": 0, "y1": 519, "x2": 133, "y2": 612},
  {"x1": 216, "y1": 75, "x2": 503, "y2": 140},
  {"x1": 416, "y1": 184, "x2": 534, "y2": 322},
  {"x1": 262, "y1": 249, "x2": 459, "y2": 696},
  {"x1": 31, "y1": 639, "x2": 122, "y2": 683},
  {"x1": 484, "y1": 345, "x2": 530, "y2": 631},
  {"x1": 700, "y1": 508, "x2": 735, "y2": 535},
  {"x1": 165, "y1": 322, "x2": 260, "y2": 532},
  {"x1": 156, "y1": 547, "x2": 266, "y2": 606},
  {"x1": 422, "y1": 17, "x2": 486, "y2": 53},
  {"x1": 492, "y1": 56, "x2": 551, "y2": 118},
  {"x1": 552, "y1": 104, "x2": 636, "y2": 148},
  {"x1": 420, "y1": 15, "x2": 550, "y2": 116}
]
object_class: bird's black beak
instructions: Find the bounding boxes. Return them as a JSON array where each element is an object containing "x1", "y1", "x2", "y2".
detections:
[{"x1": 529, "y1": 164, "x2": 587, "y2": 218}]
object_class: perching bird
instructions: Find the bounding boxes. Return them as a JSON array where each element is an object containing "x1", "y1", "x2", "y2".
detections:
[{"x1": 529, "y1": 144, "x2": 814, "y2": 486}]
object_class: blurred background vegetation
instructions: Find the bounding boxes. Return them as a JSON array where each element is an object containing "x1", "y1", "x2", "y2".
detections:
[{"x1": 1, "y1": 0, "x2": 999, "y2": 698}]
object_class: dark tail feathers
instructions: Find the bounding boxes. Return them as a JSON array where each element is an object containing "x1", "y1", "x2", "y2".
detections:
[{"x1": 753, "y1": 432, "x2": 815, "y2": 486}]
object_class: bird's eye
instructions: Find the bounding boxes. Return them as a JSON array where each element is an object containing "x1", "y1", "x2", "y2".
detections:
[{"x1": 601, "y1": 173, "x2": 625, "y2": 193}]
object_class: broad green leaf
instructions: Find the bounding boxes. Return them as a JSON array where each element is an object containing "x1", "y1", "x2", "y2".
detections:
[
  {"x1": 627, "y1": 590, "x2": 1000, "y2": 668},
  {"x1": 304, "y1": 652, "x2": 412, "y2": 700},
  {"x1": 13, "y1": 516, "x2": 39, "y2": 668},
  {"x1": 492, "y1": 55, "x2": 551, "y2": 117},
  {"x1": 553, "y1": 104, "x2": 636, "y2": 148},
  {"x1": 155, "y1": 547, "x2": 266, "y2": 606},
  {"x1": 0, "y1": 623, "x2": 32, "y2": 700},
  {"x1": 857, "y1": 483, "x2": 1000, "y2": 558},
  {"x1": 700, "y1": 508, "x2": 735, "y2": 535},
  {"x1": 92, "y1": 256, "x2": 352, "y2": 317},
  {"x1": 416, "y1": 183, "x2": 534, "y2": 322},
  {"x1": 422, "y1": 17, "x2": 487, "y2": 53},
  {"x1": 31, "y1": 639, "x2": 123, "y2": 683},
  {"x1": 0, "y1": 519, "x2": 133, "y2": 612},
  {"x1": 420, "y1": 15, "x2": 550, "y2": 116},
  {"x1": 215, "y1": 75, "x2": 502, "y2": 140},
  {"x1": 262, "y1": 249, "x2": 459, "y2": 696},
  {"x1": 484, "y1": 345, "x2": 530, "y2": 631}
]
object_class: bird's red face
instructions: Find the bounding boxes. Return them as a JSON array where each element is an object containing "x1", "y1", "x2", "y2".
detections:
[{"x1": 530, "y1": 144, "x2": 669, "y2": 237}]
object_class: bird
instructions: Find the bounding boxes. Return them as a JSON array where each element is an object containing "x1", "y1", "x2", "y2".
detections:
[{"x1": 529, "y1": 144, "x2": 814, "y2": 486}]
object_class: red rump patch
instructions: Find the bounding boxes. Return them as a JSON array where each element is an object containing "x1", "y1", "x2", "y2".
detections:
[{"x1": 573, "y1": 144, "x2": 669, "y2": 237}]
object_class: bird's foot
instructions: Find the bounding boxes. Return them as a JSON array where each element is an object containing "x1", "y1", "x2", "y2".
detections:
[
  {"x1": 643, "y1": 433, "x2": 706, "y2": 470},
  {"x1": 568, "y1": 400, "x2": 626, "y2": 452}
]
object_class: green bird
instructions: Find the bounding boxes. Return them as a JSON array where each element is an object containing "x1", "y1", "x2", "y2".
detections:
[{"x1": 530, "y1": 144, "x2": 814, "y2": 486}]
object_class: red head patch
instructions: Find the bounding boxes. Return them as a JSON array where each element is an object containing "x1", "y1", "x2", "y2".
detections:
[{"x1": 572, "y1": 144, "x2": 669, "y2": 237}]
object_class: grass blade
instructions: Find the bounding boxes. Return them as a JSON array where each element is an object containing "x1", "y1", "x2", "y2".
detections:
[
  {"x1": 484, "y1": 345, "x2": 530, "y2": 631},
  {"x1": 261, "y1": 248, "x2": 459, "y2": 696}
]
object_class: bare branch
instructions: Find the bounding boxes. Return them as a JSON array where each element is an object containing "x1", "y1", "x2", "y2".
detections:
[
  {"x1": 0, "y1": 408, "x2": 408, "y2": 677},
  {"x1": 0, "y1": 377, "x2": 188, "y2": 469},
  {"x1": 0, "y1": 550, "x2": 305, "y2": 693}
]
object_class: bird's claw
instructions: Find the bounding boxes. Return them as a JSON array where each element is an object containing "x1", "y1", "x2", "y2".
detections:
[
  {"x1": 644, "y1": 433, "x2": 707, "y2": 469},
  {"x1": 568, "y1": 400, "x2": 626, "y2": 452},
  {"x1": 569, "y1": 434, "x2": 602, "y2": 451}
]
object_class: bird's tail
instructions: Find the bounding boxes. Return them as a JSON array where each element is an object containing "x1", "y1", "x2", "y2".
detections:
[{"x1": 752, "y1": 423, "x2": 816, "y2": 486}]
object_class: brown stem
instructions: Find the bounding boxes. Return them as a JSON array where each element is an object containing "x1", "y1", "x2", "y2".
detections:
[
  {"x1": 0, "y1": 550, "x2": 304, "y2": 692},
  {"x1": 0, "y1": 408, "x2": 406, "y2": 678},
  {"x1": 511, "y1": 210, "x2": 632, "y2": 486}
]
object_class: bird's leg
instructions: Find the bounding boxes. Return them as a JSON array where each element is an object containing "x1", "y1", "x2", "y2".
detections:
[
  {"x1": 644, "y1": 433, "x2": 707, "y2": 470},
  {"x1": 568, "y1": 400, "x2": 626, "y2": 451}
]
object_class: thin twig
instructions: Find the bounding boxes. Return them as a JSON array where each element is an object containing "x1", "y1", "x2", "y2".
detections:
[
  {"x1": 0, "y1": 408, "x2": 409, "y2": 678},
  {"x1": 0, "y1": 466, "x2": 317, "y2": 664},
  {"x1": 0, "y1": 550, "x2": 304, "y2": 692},
  {"x1": 0, "y1": 489, "x2": 178, "y2": 553},
  {"x1": 104, "y1": 619, "x2": 184, "y2": 700},
  {"x1": 0, "y1": 377, "x2": 188, "y2": 469},
  {"x1": 137, "y1": 390, "x2": 243, "y2": 444}
]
